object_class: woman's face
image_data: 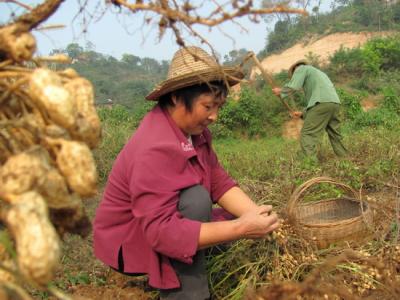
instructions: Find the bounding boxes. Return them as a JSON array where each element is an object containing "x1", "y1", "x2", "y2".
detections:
[{"x1": 169, "y1": 92, "x2": 225, "y2": 136}]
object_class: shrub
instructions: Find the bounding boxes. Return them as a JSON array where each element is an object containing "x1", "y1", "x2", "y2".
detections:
[
  {"x1": 215, "y1": 86, "x2": 288, "y2": 138},
  {"x1": 337, "y1": 88, "x2": 363, "y2": 120},
  {"x1": 381, "y1": 86, "x2": 400, "y2": 115},
  {"x1": 344, "y1": 86, "x2": 400, "y2": 130},
  {"x1": 328, "y1": 46, "x2": 364, "y2": 78},
  {"x1": 362, "y1": 35, "x2": 400, "y2": 74}
]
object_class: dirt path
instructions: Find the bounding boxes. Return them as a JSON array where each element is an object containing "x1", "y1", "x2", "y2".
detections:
[{"x1": 40, "y1": 192, "x2": 155, "y2": 300}]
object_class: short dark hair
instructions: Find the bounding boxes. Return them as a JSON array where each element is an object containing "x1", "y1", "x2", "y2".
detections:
[{"x1": 158, "y1": 81, "x2": 228, "y2": 111}]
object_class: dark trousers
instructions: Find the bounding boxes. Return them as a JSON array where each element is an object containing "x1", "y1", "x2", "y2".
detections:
[
  {"x1": 159, "y1": 184, "x2": 212, "y2": 300},
  {"x1": 301, "y1": 102, "x2": 347, "y2": 157}
]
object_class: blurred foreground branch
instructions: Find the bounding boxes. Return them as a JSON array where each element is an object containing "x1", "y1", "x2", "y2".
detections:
[{"x1": 109, "y1": 0, "x2": 307, "y2": 50}]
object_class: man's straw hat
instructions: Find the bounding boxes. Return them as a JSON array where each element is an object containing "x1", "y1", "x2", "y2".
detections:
[
  {"x1": 146, "y1": 46, "x2": 244, "y2": 100},
  {"x1": 288, "y1": 59, "x2": 309, "y2": 78}
]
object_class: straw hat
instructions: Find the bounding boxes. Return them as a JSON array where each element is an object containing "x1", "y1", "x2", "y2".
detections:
[
  {"x1": 146, "y1": 46, "x2": 245, "y2": 100},
  {"x1": 288, "y1": 59, "x2": 309, "y2": 78}
]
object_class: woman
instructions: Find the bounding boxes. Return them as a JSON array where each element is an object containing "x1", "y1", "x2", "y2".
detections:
[{"x1": 93, "y1": 47, "x2": 280, "y2": 300}]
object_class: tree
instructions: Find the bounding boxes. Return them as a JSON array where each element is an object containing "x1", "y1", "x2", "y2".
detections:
[
  {"x1": 223, "y1": 48, "x2": 249, "y2": 65},
  {"x1": 65, "y1": 42, "x2": 83, "y2": 59},
  {"x1": 140, "y1": 57, "x2": 161, "y2": 73},
  {"x1": 121, "y1": 53, "x2": 141, "y2": 66}
]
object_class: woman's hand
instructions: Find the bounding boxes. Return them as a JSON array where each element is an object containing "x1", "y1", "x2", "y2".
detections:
[{"x1": 235, "y1": 205, "x2": 280, "y2": 239}]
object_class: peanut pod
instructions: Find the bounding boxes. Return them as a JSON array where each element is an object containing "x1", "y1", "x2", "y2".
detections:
[
  {"x1": 49, "y1": 138, "x2": 97, "y2": 197},
  {"x1": 4, "y1": 191, "x2": 60, "y2": 286},
  {"x1": 0, "y1": 25, "x2": 36, "y2": 62},
  {"x1": 64, "y1": 77, "x2": 101, "y2": 148},
  {"x1": 29, "y1": 68, "x2": 76, "y2": 129},
  {"x1": 36, "y1": 168, "x2": 70, "y2": 209},
  {"x1": 0, "y1": 148, "x2": 49, "y2": 196}
]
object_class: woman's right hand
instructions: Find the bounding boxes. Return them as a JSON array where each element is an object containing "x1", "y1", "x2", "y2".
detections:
[{"x1": 236, "y1": 205, "x2": 280, "y2": 239}]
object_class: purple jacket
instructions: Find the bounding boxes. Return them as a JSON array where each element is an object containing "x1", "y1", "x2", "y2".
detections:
[{"x1": 93, "y1": 105, "x2": 236, "y2": 289}]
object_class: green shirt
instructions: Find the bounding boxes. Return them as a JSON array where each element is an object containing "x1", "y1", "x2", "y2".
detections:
[{"x1": 281, "y1": 65, "x2": 340, "y2": 109}]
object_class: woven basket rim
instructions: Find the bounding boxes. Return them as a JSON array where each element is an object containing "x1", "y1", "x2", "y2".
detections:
[
  {"x1": 286, "y1": 177, "x2": 374, "y2": 248},
  {"x1": 287, "y1": 177, "x2": 359, "y2": 216},
  {"x1": 287, "y1": 177, "x2": 373, "y2": 227},
  {"x1": 294, "y1": 197, "x2": 372, "y2": 228},
  {"x1": 297, "y1": 196, "x2": 367, "y2": 207}
]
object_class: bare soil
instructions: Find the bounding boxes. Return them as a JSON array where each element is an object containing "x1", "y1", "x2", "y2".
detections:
[
  {"x1": 65, "y1": 273, "x2": 153, "y2": 300},
  {"x1": 37, "y1": 192, "x2": 155, "y2": 300},
  {"x1": 282, "y1": 118, "x2": 304, "y2": 140},
  {"x1": 361, "y1": 95, "x2": 380, "y2": 112}
]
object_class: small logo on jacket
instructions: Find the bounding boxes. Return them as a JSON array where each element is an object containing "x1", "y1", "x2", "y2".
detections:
[{"x1": 181, "y1": 142, "x2": 194, "y2": 152}]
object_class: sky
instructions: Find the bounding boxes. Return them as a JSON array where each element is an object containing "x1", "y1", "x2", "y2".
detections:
[{"x1": 1, "y1": 0, "x2": 333, "y2": 61}]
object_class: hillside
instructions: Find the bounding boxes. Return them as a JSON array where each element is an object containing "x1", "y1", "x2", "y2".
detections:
[{"x1": 250, "y1": 31, "x2": 391, "y2": 78}]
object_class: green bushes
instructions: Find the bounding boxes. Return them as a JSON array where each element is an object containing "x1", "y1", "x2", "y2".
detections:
[
  {"x1": 362, "y1": 35, "x2": 400, "y2": 74},
  {"x1": 328, "y1": 35, "x2": 400, "y2": 82},
  {"x1": 328, "y1": 47, "x2": 365, "y2": 79},
  {"x1": 338, "y1": 85, "x2": 400, "y2": 131},
  {"x1": 381, "y1": 86, "x2": 400, "y2": 114},
  {"x1": 212, "y1": 86, "x2": 287, "y2": 138},
  {"x1": 337, "y1": 88, "x2": 363, "y2": 120}
]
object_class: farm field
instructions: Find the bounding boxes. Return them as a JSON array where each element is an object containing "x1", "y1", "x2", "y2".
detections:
[
  {"x1": 33, "y1": 122, "x2": 400, "y2": 299},
  {"x1": 2, "y1": 1, "x2": 400, "y2": 299}
]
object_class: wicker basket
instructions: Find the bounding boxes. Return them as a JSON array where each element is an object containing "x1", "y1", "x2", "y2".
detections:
[{"x1": 286, "y1": 177, "x2": 373, "y2": 249}]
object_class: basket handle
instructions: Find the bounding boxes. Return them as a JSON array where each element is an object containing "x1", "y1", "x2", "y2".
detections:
[{"x1": 287, "y1": 176, "x2": 359, "y2": 219}]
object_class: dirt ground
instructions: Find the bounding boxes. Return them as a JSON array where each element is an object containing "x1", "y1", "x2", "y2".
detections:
[
  {"x1": 64, "y1": 274, "x2": 153, "y2": 300},
  {"x1": 282, "y1": 118, "x2": 304, "y2": 140},
  {"x1": 40, "y1": 192, "x2": 155, "y2": 300},
  {"x1": 361, "y1": 95, "x2": 380, "y2": 112}
]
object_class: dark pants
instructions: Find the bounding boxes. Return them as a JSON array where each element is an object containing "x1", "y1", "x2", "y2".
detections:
[
  {"x1": 159, "y1": 184, "x2": 212, "y2": 300},
  {"x1": 301, "y1": 102, "x2": 347, "y2": 158},
  {"x1": 114, "y1": 185, "x2": 213, "y2": 299}
]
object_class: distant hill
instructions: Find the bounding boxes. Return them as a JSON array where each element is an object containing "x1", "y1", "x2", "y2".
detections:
[
  {"x1": 250, "y1": 31, "x2": 393, "y2": 77},
  {"x1": 252, "y1": 0, "x2": 400, "y2": 76}
]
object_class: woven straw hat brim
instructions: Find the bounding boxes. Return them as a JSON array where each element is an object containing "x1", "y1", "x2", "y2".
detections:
[
  {"x1": 146, "y1": 67, "x2": 244, "y2": 101},
  {"x1": 288, "y1": 59, "x2": 309, "y2": 77}
]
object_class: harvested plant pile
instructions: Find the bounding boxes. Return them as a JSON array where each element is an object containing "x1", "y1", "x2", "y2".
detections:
[
  {"x1": 0, "y1": 1, "x2": 101, "y2": 299},
  {"x1": 208, "y1": 180, "x2": 400, "y2": 300}
]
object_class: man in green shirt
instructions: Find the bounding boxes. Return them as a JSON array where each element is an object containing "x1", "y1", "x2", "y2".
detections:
[{"x1": 272, "y1": 60, "x2": 347, "y2": 158}]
